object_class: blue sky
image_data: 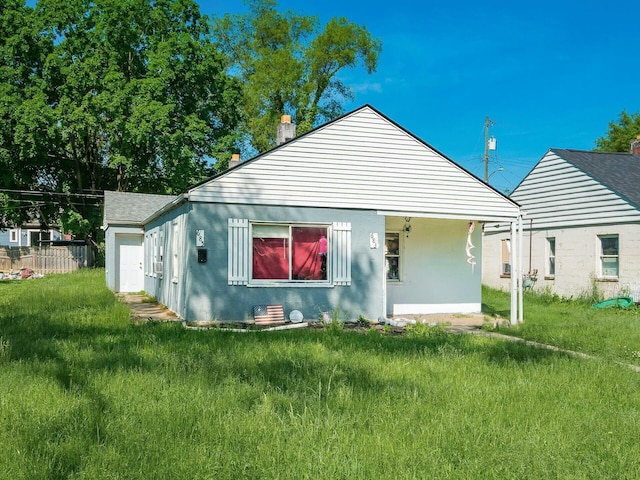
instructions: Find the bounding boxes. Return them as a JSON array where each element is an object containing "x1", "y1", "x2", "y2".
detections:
[{"x1": 202, "y1": 0, "x2": 640, "y2": 193}]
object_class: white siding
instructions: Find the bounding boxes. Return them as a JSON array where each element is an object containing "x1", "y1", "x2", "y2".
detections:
[
  {"x1": 511, "y1": 152, "x2": 640, "y2": 229},
  {"x1": 190, "y1": 107, "x2": 519, "y2": 221}
]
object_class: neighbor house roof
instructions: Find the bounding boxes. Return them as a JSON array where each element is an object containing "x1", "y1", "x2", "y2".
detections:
[
  {"x1": 551, "y1": 149, "x2": 640, "y2": 209},
  {"x1": 103, "y1": 191, "x2": 177, "y2": 227},
  {"x1": 506, "y1": 148, "x2": 640, "y2": 230}
]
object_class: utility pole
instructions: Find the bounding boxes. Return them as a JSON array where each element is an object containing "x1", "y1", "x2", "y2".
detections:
[{"x1": 483, "y1": 116, "x2": 495, "y2": 182}]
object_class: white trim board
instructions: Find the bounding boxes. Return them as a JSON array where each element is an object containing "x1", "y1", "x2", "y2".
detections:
[{"x1": 391, "y1": 303, "x2": 481, "y2": 315}]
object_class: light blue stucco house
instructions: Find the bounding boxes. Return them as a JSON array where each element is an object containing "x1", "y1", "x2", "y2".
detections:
[{"x1": 104, "y1": 105, "x2": 522, "y2": 323}]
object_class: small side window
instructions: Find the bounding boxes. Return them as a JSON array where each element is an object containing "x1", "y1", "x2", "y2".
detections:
[
  {"x1": 546, "y1": 237, "x2": 555, "y2": 278},
  {"x1": 598, "y1": 235, "x2": 619, "y2": 278},
  {"x1": 385, "y1": 233, "x2": 401, "y2": 281},
  {"x1": 501, "y1": 239, "x2": 511, "y2": 277}
]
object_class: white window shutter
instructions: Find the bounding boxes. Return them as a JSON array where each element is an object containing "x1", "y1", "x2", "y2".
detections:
[
  {"x1": 332, "y1": 222, "x2": 351, "y2": 286},
  {"x1": 228, "y1": 218, "x2": 249, "y2": 285}
]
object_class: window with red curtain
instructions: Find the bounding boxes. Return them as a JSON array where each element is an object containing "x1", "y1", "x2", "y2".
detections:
[{"x1": 252, "y1": 224, "x2": 328, "y2": 281}]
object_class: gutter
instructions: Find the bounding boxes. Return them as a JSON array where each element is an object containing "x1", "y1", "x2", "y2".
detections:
[{"x1": 140, "y1": 193, "x2": 188, "y2": 226}]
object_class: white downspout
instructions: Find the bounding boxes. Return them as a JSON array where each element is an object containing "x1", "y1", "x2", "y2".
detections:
[
  {"x1": 518, "y1": 214, "x2": 524, "y2": 323},
  {"x1": 510, "y1": 221, "x2": 518, "y2": 325}
]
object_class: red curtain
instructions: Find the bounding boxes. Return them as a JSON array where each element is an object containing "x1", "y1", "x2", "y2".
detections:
[
  {"x1": 292, "y1": 227, "x2": 325, "y2": 280},
  {"x1": 253, "y1": 238, "x2": 288, "y2": 279},
  {"x1": 252, "y1": 227, "x2": 327, "y2": 280}
]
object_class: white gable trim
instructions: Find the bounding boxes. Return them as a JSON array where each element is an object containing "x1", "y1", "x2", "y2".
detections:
[{"x1": 189, "y1": 106, "x2": 520, "y2": 222}]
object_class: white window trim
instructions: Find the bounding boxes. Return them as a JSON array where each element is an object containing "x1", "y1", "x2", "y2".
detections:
[
  {"x1": 385, "y1": 231, "x2": 402, "y2": 283},
  {"x1": 144, "y1": 234, "x2": 150, "y2": 276},
  {"x1": 172, "y1": 222, "x2": 179, "y2": 283},
  {"x1": 227, "y1": 219, "x2": 351, "y2": 287},
  {"x1": 598, "y1": 234, "x2": 619, "y2": 279},
  {"x1": 152, "y1": 232, "x2": 158, "y2": 278},
  {"x1": 9, "y1": 229, "x2": 18, "y2": 243},
  {"x1": 546, "y1": 237, "x2": 555, "y2": 279},
  {"x1": 249, "y1": 222, "x2": 331, "y2": 286},
  {"x1": 501, "y1": 239, "x2": 511, "y2": 277}
]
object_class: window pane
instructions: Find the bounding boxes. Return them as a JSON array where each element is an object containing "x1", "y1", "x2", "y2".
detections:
[
  {"x1": 385, "y1": 233, "x2": 399, "y2": 255},
  {"x1": 547, "y1": 238, "x2": 555, "y2": 276},
  {"x1": 501, "y1": 239, "x2": 511, "y2": 276},
  {"x1": 386, "y1": 257, "x2": 399, "y2": 280},
  {"x1": 292, "y1": 227, "x2": 327, "y2": 280},
  {"x1": 601, "y1": 236, "x2": 618, "y2": 255},
  {"x1": 602, "y1": 257, "x2": 619, "y2": 277},
  {"x1": 251, "y1": 224, "x2": 328, "y2": 281},
  {"x1": 385, "y1": 233, "x2": 400, "y2": 280},
  {"x1": 253, "y1": 225, "x2": 289, "y2": 280}
]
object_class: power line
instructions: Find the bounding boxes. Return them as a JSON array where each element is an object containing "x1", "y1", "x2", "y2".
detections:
[{"x1": 0, "y1": 189, "x2": 104, "y2": 199}]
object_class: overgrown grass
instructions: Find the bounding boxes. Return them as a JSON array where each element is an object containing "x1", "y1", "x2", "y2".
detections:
[
  {"x1": 483, "y1": 285, "x2": 640, "y2": 365},
  {"x1": 1, "y1": 270, "x2": 639, "y2": 479}
]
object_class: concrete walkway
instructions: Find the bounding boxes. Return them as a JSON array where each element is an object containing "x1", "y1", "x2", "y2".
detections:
[
  {"x1": 118, "y1": 294, "x2": 180, "y2": 322},
  {"x1": 446, "y1": 325, "x2": 640, "y2": 373}
]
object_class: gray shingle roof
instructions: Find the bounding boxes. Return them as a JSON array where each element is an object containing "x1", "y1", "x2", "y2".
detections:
[
  {"x1": 103, "y1": 191, "x2": 177, "y2": 226},
  {"x1": 551, "y1": 149, "x2": 640, "y2": 209}
]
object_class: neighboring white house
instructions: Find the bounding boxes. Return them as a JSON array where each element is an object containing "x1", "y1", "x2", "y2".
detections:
[
  {"x1": 105, "y1": 105, "x2": 524, "y2": 323},
  {"x1": 483, "y1": 148, "x2": 640, "y2": 300}
]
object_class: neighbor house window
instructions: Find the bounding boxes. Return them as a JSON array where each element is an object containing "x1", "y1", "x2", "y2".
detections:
[
  {"x1": 546, "y1": 237, "x2": 556, "y2": 277},
  {"x1": 385, "y1": 232, "x2": 401, "y2": 280},
  {"x1": 9, "y1": 230, "x2": 18, "y2": 243},
  {"x1": 30, "y1": 230, "x2": 50, "y2": 246},
  {"x1": 599, "y1": 235, "x2": 619, "y2": 278},
  {"x1": 251, "y1": 224, "x2": 328, "y2": 281},
  {"x1": 501, "y1": 239, "x2": 511, "y2": 276}
]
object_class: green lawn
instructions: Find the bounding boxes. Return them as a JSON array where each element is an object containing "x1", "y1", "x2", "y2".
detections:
[
  {"x1": 483, "y1": 285, "x2": 640, "y2": 366},
  {"x1": 1, "y1": 270, "x2": 639, "y2": 479}
]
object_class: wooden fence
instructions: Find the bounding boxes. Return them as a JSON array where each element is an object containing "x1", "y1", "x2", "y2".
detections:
[{"x1": 0, "y1": 245, "x2": 94, "y2": 274}]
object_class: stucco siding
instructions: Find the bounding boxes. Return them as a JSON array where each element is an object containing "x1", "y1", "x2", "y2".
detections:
[
  {"x1": 168, "y1": 203, "x2": 386, "y2": 322},
  {"x1": 483, "y1": 224, "x2": 640, "y2": 299},
  {"x1": 144, "y1": 203, "x2": 190, "y2": 318},
  {"x1": 386, "y1": 217, "x2": 482, "y2": 314}
]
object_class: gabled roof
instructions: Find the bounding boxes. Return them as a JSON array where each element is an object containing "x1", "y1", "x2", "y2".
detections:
[
  {"x1": 508, "y1": 148, "x2": 640, "y2": 229},
  {"x1": 550, "y1": 149, "x2": 640, "y2": 209},
  {"x1": 187, "y1": 105, "x2": 520, "y2": 222},
  {"x1": 103, "y1": 191, "x2": 177, "y2": 227}
]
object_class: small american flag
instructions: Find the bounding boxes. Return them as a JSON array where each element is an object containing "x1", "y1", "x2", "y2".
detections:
[{"x1": 253, "y1": 304, "x2": 286, "y2": 325}]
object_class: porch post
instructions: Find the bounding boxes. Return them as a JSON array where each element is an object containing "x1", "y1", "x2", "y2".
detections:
[
  {"x1": 510, "y1": 221, "x2": 518, "y2": 325},
  {"x1": 518, "y1": 214, "x2": 524, "y2": 323}
]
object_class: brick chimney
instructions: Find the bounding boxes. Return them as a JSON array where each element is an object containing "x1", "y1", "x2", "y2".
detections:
[
  {"x1": 631, "y1": 136, "x2": 640, "y2": 155},
  {"x1": 276, "y1": 114, "x2": 296, "y2": 145},
  {"x1": 229, "y1": 153, "x2": 240, "y2": 169}
]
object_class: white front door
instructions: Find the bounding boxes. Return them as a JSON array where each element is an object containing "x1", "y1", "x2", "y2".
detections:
[{"x1": 117, "y1": 234, "x2": 144, "y2": 292}]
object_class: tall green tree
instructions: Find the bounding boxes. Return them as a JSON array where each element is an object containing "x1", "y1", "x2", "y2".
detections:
[
  {"x1": 595, "y1": 110, "x2": 640, "y2": 152},
  {"x1": 38, "y1": 0, "x2": 241, "y2": 194},
  {"x1": 213, "y1": 0, "x2": 382, "y2": 153},
  {"x1": 0, "y1": 0, "x2": 241, "y2": 235},
  {"x1": 0, "y1": 0, "x2": 56, "y2": 227}
]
